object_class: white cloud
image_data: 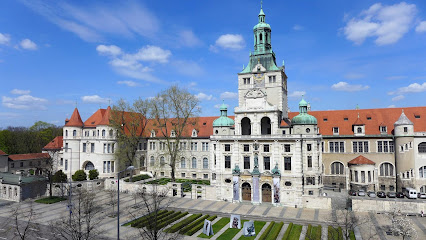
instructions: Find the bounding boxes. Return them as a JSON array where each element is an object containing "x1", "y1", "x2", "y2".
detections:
[
  {"x1": 117, "y1": 80, "x2": 139, "y2": 87},
  {"x1": 386, "y1": 75, "x2": 407, "y2": 80},
  {"x1": 81, "y1": 95, "x2": 110, "y2": 104},
  {"x1": 344, "y1": 73, "x2": 364, "y2": 79},
  {"x1": 214, "y1": 103, "x2": 229, "y2": 109},
  {"x1": 293, "y1": 24, "x2": 303, "y2": 31},
  {"x1": 343, "y1": 2, "x2": 417, "y2": 45},
  {"x1": 20, "y1": 39, "x2": 37, "y2": 50},
  {"x1": 391, "y1": 82, "x2": 426, "y2": 94},
  {"x1": 387, "y1": 105, "x2": 396, "y2": 108},
  {"x1": 2, "y1": 94, "x2": 47, "y2": 110},
  {"x1": 220, "y1": 91, "x2": 238, "y2": 99},
  {"x1": 211, "y1": 34, "x2": 245, "y2": 51},
  {"x1": 131, "y1": 45, "x2": 171, "y2": 63},
  {"x1": 20, "y1": 0, "x2": 159, "y2": 42},
  {"x1": 196, "y1": 92, "x2": 213, "y2": 101},
  {"x1": 11, "y1": 89, "x2": 31, "y2": 95},
  {"x1": 392, "y1": 95, "x2": 405, "y2": 101},
  {"x1": 416, "y1": 21, "x2": 426, "y2": 33},
  {"x1": 178, "y1": 30, "x2": 202, "y2": 47},
  {"x1": 288, "y1": 91, "x2": 306, "y2": 98},
  {"x1": 96, "y1": 45, "x2": 122, "y2": 56},
  {"x1": 331, "y1": 82, "x2": 369, "y2": 92},
  {"x1": 0, "y1": 33, "x2": 11, "y2": 45}
]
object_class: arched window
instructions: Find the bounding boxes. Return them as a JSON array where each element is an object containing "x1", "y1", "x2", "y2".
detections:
[
  {"x1": 241, "y1": 117, "x2": 251, "y2": 135},
  {"x1": 84, "y1": 161, "x2": 95, "y2": 170},
  {"x1": 180, "y1": 157, "x2": 186, "y2": 168},
  {"x1": 265, "y1": 33, "x2": 268, "y2": 43},
  {"x1": 203, "y1": 158, "x2": 208, "y2": 169},
  {"x1": 109, "y1": 129, "x2": 113, "y2": 137},
  {"x1": 102, "y1": 130, "x2": 105, "y2": 137},
  {"x1": 261, "y1": 117, "x2": 271, "y2": 135},
  {"x1": 192, "y1": 157, "x2": 197, "y2": 169},
  {"x1": 419, "y1": 142, "x2": 426, "y2": 153},
  {"x1": 357, "y1": 127, "x2": 362, "y2": 133},
  {"x1": 150, "y1": 156, "x2": 155, "y2": 166},
  {"x1": 330, "y1": 162, "x2": 344, "y2": 175},
  {"x1": 160, "y1": 156, "x2": 165, "y2": 166},
  {"x1": 419, "y1": 166, "x2": 426, "y2": 178},
  {"x1": 65, "y1": 130, "x2": 68, "y2": 137},
  {"x1": 73, "y1": 130, "x2": 76, "y2": 137},
  {"x1": 259, "y1": 33, "x2": 263, "y2": 41},
  {"x1": 380, "y1": 163, "x2": 394, "y2": 176}
]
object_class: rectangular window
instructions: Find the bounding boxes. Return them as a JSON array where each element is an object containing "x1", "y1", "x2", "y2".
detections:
[
  {"x1": 307, "y1": 156, "x2": 312, "y2": 168},
  {"x1": 263, "y1": 144, "x2": 269, "y2": 152},
  {"x1": 364, "y1": 141, "x2": 369, "y2": 152},
  {"x1": 378, "y1": 141, "x2": 383, "y2": 152},
  {"x1": 181, "y1": 173, "x2": 186, "y2": 178},
  {"x1": 225, "y1": 156, "x2": 231, "y2": 169},
  {"x1": 333, "y1": 127, "x2": 339, "y2": 134},
  {"x1": 381, "y1": 185, "x2": 385, "y2": 191},
  {"x1": 65, "y1": 159, "x2": 68, "y2": 171},
  {"x1": 389, "y1": 141, "x2": 394, "y2": 152},
  {"x1": 307, "y1": 177, "x2": 315, "y2": 185},
  {"x1": 204, "y1": 174, "x2": 208, "y2": 179},
  {"x1": 268, "y1": 75, "x2": 276, "y2": 83},
  {"x1": 112, "y1": 143, "x2": 115, "y2": 153},
  {"x1": 339, "y1": 142, "x2": 344, "y2": 152},
  {"x1": 264, "y1": 156, "x2": 270, "y2": 170},
  {"x1": 225, "y1": 144, "x2": 231, "y2": 151},
  {"x1": 307, "y1": 144, "x2": 312, "y2": 151},
  {"x1": 330, "y1": 142, "x2": 334, "y2": 152},
  {"x1": 404, "y1": 127, "x2": 408, "y2": 133},
  {"x1": 191, "y1": 142, "x2": 198, "y2": 151},
  {"x1": 368, "y1": 171, "x2": 371, "y2": 182},
  {"x1": 192, "y1": 174, "x2": 197, "y2": 178},
  {"x1": 244, "y1": 156, "x2": 250, "y2": 169},
  {"x1": 353, "y1": 141, "x2": 368, "y2": 153},
  {"x1": 202, "y1": 142, "x2": 209, "y2": 151},
  {"x1": 21, "y1": 162, "x2": 25, "y2": 167},
  {"x1": 243, "y1": 78, "x2": 251, "y2": 84},
  {"x1": 91, "y1": 143, "x2": 95, "y2": 153},
  {"x1": 383, "y1": 141, "x2": 388, "y2": 152},
  {"x1": 83, "y1": 143, "x2": 86, "y2": 152},
  {"x1": 60, "y1": 158, "x2": 63, "y2": 166},
  {"x1": 355, "y1": 171, "x2": 358, "y2": 182},
  {"x1": 107, "y1": 144, "x2": 111, "y2": 153},
  {"x1": 111, "y1": 161, "x2": 114, "y2": 172},
  {"x1": 11, "y1": 162, "x2": 14, "y2": 168},
  {"x1": 284, "y1": 157, "x2": 291, "y2": 170},
  {"x1": 65, "y1": 143, "x2": 68, "y2": 152},
  {"x1": 103, "y1": 144, "x2": 106, "y2": 153},
  {"x1": 329, "y1": 141, "x2": 344, "y2": 153},
  {"x1": 321, "y1": 142, "x2": 324, "y2": 152},
  {"x1": 284, "y1": 144, "x2": 290, "y2": 152},
  {"x1": 243, "y1": 144, "x2": 249, "y2": 152}
]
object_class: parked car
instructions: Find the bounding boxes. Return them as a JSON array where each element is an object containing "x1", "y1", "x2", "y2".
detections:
[
  {"x1": 348, "y1": 190, "x2": 357, "y2": 196},
  {"x1": 396, "y1": 192, "x2": 404, "y2": 198},
  {"x1": 417, "y1": 193, "x2": 426, "y2": 199},
  {"x1": 358, "y1": 190, "x2": 366, "y2": 197},
  {"x1": 367, "y1": 191, "x2": 376, "y2": 198},
  {"x1": 377, "y1": 191, "x2": 386, "y2": 198},
  {"x1": 387, "y1": 192, "x2": 396, "y2": 198}
]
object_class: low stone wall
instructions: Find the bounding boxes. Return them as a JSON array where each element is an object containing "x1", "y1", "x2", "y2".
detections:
[
  {"x1": 49, "y1": 180, "x2": 104, "y2": 197},
  {"x1": 352, "y1": 198, "x2": 426, "y2": 214},
  {"x1": 301, "y1": 196, "x2": 332, "y2": 209}
]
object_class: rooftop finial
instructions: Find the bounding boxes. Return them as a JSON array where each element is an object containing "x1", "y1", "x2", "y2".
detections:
[
  {"x1": 357, "y1": 113, "x2": 360, "y2": 119},
  {"x1": 356, "y1": 104, "x2": 359, "y2": 110},
  {"x1": 261, "y1": 0, "x2": 263, "y2": 9}
]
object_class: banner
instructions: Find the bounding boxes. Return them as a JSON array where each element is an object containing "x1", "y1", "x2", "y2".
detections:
[
  {"x1": 229, "y1": 214, "x2": 241, "y2": 229},
  {"x1": 243, "y1": 221, "x2": 256, "y2": 236},
  {"x1": 252, "y1": 176, "x2": 259, "y2": 203},
  {"x1": 203, "y1": 219, "x2": 214, "y2": 236},
  {"x1": 233, "y1": 176, "x2": 239, "y2": 201},
  {"x1": 273, "y1": 177, "x2": 280, "y2": 203}
]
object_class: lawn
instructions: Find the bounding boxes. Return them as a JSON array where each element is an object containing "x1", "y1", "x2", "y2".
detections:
[
  {"x1": 287, "y1": 224, "x2": 302, "y2": 240},
  {"x1": 35, "y1": 196, "x2": 67, "y2": 204},
  {"x1": 124, "y1": 174, "x2": 151, "y2": 182},
  {"x1": 238, "y1": 221, "x2": 267, "y2": 240},
  {"x1": 198, "y1": 217, "x2": 230, "y2": 239},
  {"x1": 328, "y1": 226, "x2": 343, "y2": 240},
  {"x1": 216, "y1": 220, "x2": 247, "y2": 240},
  {"x1": 305, "y1": 225, "x2": 322, "y2": 240},
  {"x1": 146, "y1": 178, "x2": 210, "y2": 185}
]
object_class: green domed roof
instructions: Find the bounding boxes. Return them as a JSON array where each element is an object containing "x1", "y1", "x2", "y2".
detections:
[
  {"x1": 253, "y1": 22, "x2": 271, "y2": 30},
  {"x1": 213, "y1": 102, "x2": 235, "y2": 127},
  {"x1": 220, "y1": 102, "x2": 227, "y2": 111},
  {"x1": 291, "y1": 98, "x2": 317, "y2": 125}
]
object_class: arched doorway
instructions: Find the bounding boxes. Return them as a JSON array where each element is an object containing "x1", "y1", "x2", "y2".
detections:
[
  {"x1": 262, "y1": 183, "x2": 272, "y2": 202},
  {"x1": 241, "y1": 117, "x2": 251, "y2": 135},
  {"x1": 242, "y1": 182, "x2": 251, "y2": 201},
  {"x1": 84, "y1": 161, "x2": 95, "y2": 170},
  {"x1": 261, "y1": 117, "x2": 271, "y2": 135}
]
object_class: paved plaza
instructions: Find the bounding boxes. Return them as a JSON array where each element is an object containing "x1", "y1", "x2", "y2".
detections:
[{"x1": 0, "y1": 190, "x2": 425, "y2": 239}]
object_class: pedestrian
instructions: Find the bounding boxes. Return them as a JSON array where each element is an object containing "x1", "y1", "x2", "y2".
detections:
[{"x1": 421, "y1": 210, "x2": 424, "y2": 217}]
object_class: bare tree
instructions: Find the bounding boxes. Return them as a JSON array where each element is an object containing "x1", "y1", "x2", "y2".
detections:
[
  {"x1": 6, "y1": 201, "x2": 39, "y2": 240},
  {"x1": 44, "y1": 149, "x2": 61, "y2": 197},
  {"x1": 52, "y1": 188, "x2": 102, "y2": 240},
  {"x1": 110, "y1": 98, "x2": 152, "y2": 170},
  {"x1": 151, "y1": 85, "x2": 200, "y2": 182},
  {"x1": 388, "y1": 208, "x2": 418, "y2": 240},
  {"x1": 106, "y1": 189, "x2": 118, "y2": 217}
]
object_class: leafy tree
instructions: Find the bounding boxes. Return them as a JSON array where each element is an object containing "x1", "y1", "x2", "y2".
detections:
[
  {"x1": 53, "y1": 170, "x2": 68, "y2": 183},
  {"x1": 72, "y1": 170, "x2": 87, "y2": 181},
  {"x1": 88, "y1": 169, "x2": 99, "y2": 180}
]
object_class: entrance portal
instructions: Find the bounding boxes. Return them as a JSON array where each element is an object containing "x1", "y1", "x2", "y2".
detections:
[
  {"x1": 242, "y1": 182, "x2": 251, "y2": 201},
  {"x1": 262, "y1": 183, "x2": 272, "y2": 202}
]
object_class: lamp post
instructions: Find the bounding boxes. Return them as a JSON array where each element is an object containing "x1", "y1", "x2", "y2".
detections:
[
  {"x1": 117, "y1": 165, "x2": 134, "y2": 240},
  {"x1": 63, "y1": 146, "x2": 72, "y2": 226}
]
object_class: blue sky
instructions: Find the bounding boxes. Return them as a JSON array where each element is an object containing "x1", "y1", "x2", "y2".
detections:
[{"x1": 1, "y1": 0, "x2": 426, "y2": 127}]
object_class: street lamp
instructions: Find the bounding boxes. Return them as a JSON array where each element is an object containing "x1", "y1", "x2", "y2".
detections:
[
  {"x1": 117, "y1": 165, "x2": 134, "y2": 240},
  {"x1": 62, "y1": 146, "x2": 73, "y2": 226}
]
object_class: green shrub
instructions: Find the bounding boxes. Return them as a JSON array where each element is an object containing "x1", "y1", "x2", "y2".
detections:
[
  {"x1": 166, "y1": 213, "x2": 202, "y2": 233},
  {"x1": 128, "y1": 210, "x2": 167, "y2": 227},
  {"x1": 72, "y1": 170, "x2": 87, "y2": 181},
  {"x1": 349, "y1": 230, "x2": 356, "y2": 240},
  {"x1": 282, "y1": 223, "x2": 293, "y2": 240},
  {"x1": 53, "y1": 170, "x2": 67, "y2": 183},
  {"x1": 258, "y1": 221, "x2": 275, "y2": 240},
  {"x1": 266, "y1": 222, "x2": 284, "y2": 240},
  {"x1": 124, "y1": 174, "x2": 151, "y2": 182},
  {"x1": 28, "y1": 169, "x2": 34, "y2": 175},
  {"x1": 88, "y1": 169, "x2": 99, "y2": 180},
  {"x1": 311, "y1": 225, "x2": 322, "y2": 240},
  {"x1": 305, "y1": 225, "x2": 312, "y2": 240},
  {"x1": 146, "y1": 211, "x2": 180, "y2": 229},
  {"x1": 136, "y1": 211, "x2": 174, "y2": 228},
  {"x1": 185, "y1": 215, "x2": 217, "y2": 236},
  {"x1": 157, "y1": 212, "x2": 188, "y2": 229},
  {"x1": 179, "y1": 215, "x2": 210, "y2": 234},
  {"x1": 328, "y1": 226, "x2": 343, "y2": 240},
  {"x1": 288, "y1": 224, "x2": 302, "y2": 240},
  {"x1": 35, "y1": 196, "x2": 67, "y2": 204}
]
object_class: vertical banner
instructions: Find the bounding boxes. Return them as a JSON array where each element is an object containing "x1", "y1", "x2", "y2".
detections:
[
  {"x1": 273, "y1": 177, "x2": 280, "y2": 203},
  {"x1": 243, "y1": 221, "x2": 256, "y2": 236},
  {"x1": 203, "y1": 219, "x2": 214, "y2": 236},
  {"x1": 252, "y1": 176, "x2": 259, "y2": 203},
  {"x1": 233, "y1": 176, "x2": 239, "y2": 201},
  {"x1": 229, "y1": 214, "x2": 241, "y2": 229}
]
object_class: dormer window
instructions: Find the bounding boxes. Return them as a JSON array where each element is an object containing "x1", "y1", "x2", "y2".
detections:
[
  {"x1": 415, "y1": 115, "x2": 420, "y2": 119},
  {"x1": 170, "y1": 130, "x2": 176, "y2": 137},
  {"x1": 192, "y1": 129, "x2": 198, "y2": 137},
  {"x1": 357, "y1": 127, "x2": 362, "y2": 134},
  {"x1": 151, "y1": 130, "x2": 156, "y2": 137},
  {"x1": 380, "y1": 126, "x2": 387, "y2": 133},
  {"x1": 333, "y1": 127, "x2": 339, "y2": 135},
  {"x1": 404, "y1": 127, "x2": 408, "y2": 133}
]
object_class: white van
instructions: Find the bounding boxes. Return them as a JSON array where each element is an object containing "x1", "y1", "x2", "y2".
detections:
[{"x1": 404, "y1": 188, "x2": 417, "y2": 199}]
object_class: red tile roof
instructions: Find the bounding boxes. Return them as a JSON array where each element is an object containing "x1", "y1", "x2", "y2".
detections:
[
  {"x1": 9, "y1": 153, "x2": 50, "y2": 161},
  {"x1": 98, "y1": 106, "x2": 111, "y2": 125},
  {"x1": 348, "y1": 155, "x2": 375, "y2": 165},
  {"x1": 43, "y1": 136, "x2": 63, "y2": 150},
  {"x1": 0, "y1": 150, "x2": 6, "y2": 155},
  {"x1": 84, "y1": 108, "x2": 106, "y2": 127},
  {"x1": 65, "y1": 108, "x2": 84, "y2": 127}
]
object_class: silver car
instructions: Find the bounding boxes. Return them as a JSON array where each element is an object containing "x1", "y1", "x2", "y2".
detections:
[
  {"x1": 358, "y1": 190, "x2": 366, "y2": 196},
  {"x1": 368, "y1": 191, "x2": 376, "y2": 198}
]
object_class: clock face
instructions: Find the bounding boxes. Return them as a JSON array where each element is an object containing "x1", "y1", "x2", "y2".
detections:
[{"x1": 254, "y1": 73, "x2": 264, "y2": 82}]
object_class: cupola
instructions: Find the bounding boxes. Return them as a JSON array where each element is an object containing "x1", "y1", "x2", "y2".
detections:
[
  {"x1": 213, "y1": 102, "x2": 235, "y2": 127},
  {"x1": 291, "y1": 98, "x2": 317, "y2": 125}
]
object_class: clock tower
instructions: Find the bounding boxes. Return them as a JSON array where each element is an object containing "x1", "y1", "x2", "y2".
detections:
[{"x1": 235, "y1": 5, "x2": 288, "y2": 136}]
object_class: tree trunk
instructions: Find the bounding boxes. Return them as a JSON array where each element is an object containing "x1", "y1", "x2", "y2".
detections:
[
  {"x1": 171, "y1": 164, "x2": 175, "y2": 182},
  {"x1": 49, "y1": 173, "x2": 53, "y2": 197}
]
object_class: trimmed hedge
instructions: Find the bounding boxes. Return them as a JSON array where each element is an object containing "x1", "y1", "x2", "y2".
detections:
[
  {"x1": 305, "y1": 225, "x2": 312, "y2": 240},
  {"x1": 185, "y1": 215, "x2": 217, "y2": 236},
  {"x1": 147, "y1": 211, "x2": 181, "y2": 230},
  {"x1": 311, "y1": 225, "x2": 322, "y2": 240},
  {"x1": 134, "y1": 210, "x2": 173, "y2": 228},
  {"x1": 266, "y1": 222, "x2": 284, "y2": 240},
  {"x1": 124, "y1": 174, "x2": 151, "y2": 182},
  {"x1": 179, "y1": 215, "x2": 210, "y2": 234},
  {"x1": 288, "y1": 224, "x2": 302, "y2": 240},
  {"x1": 282, "y1": 223, "x2": 293, "y2": 240},
  {"x1": 157, "y1": 212, "x2": 188, "y2": 229},
  {"x1": 199, "y1": 217, "x2": 230, "y2": 239},
  {"x1": 132, "y1": 210, "x2": 170, "y2": 228},
  {"x1": 258, "y1": 221, "x2": 275, "y2": 240},
  {"x1": 166, "y1": 213, "x2": 202, "y2": 233},
  {"x1": 127, "y1": 209, "x2": 166, "y2": 227},
  {"x1": 328, "y1": 226, "x2": 343, "y2": 240}
]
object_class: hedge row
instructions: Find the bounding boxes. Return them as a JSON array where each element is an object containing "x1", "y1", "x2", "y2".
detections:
[
  {"x1": 166, "y1": 213, "x2": 202, "y2": 233},
  {"x1": 305, "y1": 225, "x2": 312, "y2": 240},
  {"x1": 146, "y1": 211, "x2": 182, "y2": 230},
  {"x1": 135, "y1": 210, "x2": 174, "y2": 228},
  {"x1": 179, "y1": 215, "x2": 210, "y2": 234},
  {"x1": 311, "y1": 225, "x2": 322, "y2": 240},
  {"x1": 258, "y1": 221, "x2": 275, "y2": 240},
  {"x1": 129, "y1": 209, "x2": 167, "y2": 227},
  {"x1": 328, "y1": 226, "x2": 343, "y2": 240},
  {"x1": 157, "y1": 212, "x2": 188, "y2": 229},
  {"x1": 124, "y1": 174, "x2": 151, "y2": 182},
  {"x1": 282, "y1": 223, "x2": 293, "y2": 240},
  {"x1": 288, "y1": 224, "x2": 303, "y2": 240},
  {"x1": 185, "y1": 215, "x2": 217, "y2": 236},
  {"x1": 266, "y1": 222, "x2": 284, "y2": 240}
]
